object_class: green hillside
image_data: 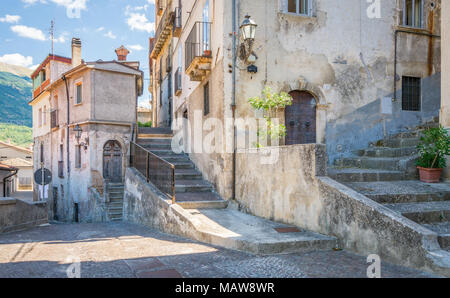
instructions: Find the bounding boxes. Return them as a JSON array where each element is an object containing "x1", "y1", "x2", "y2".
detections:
[
  {"x1": 0, "y1": 71, "x2": 33, "y2": 127},
  {"x1": 0, "y1": 123, "x2": 33, "y2": 147}
]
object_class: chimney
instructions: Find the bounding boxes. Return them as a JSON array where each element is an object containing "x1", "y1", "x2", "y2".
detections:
[
  {"x1": 115, "y1": 45, "x2": 130, "y2": 61},
  {"x1": 72, "y1": 38, "x2": 82, "y2": 68}
]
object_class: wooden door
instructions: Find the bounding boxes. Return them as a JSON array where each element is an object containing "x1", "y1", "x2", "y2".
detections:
[
  {"x1": 103, "y1": 140, "x2": 123, "y2": 183},
  {"x1": 285, "y1": 91, "x2": 317, "y2": 145}
]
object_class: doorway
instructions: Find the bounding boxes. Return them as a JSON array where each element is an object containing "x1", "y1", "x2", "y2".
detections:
[
  {"x1": 103, "y1": 140, "x2": 123, "y2": 183},
  {"x1": 285, "y1": 91, "x2": 317, "y2": 145}
]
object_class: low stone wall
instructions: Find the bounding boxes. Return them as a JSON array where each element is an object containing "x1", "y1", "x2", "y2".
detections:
[
  {"x1": 0, "y1": 198, "x2": 47, "y2": 234},
  {"x1": 235, "y1": 144, "x2": 449, "y2": 276}
]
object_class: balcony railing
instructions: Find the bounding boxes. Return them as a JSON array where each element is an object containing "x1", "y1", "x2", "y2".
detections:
[
  {"x1": 130, "y1": 142, "x2": 175, "y2": 204},
  {"x1": 173, "y1": 7, "x2": 182, "y2": 37},
  {"x1": 175, "y1": 67, "x2": 182, "y2": 96},
  {"x1": 185, "y1": 22, "x2": 212, "y2": 81},
  {"x1": 51, "y1": 110, "x2": 58, "y2": 129}
]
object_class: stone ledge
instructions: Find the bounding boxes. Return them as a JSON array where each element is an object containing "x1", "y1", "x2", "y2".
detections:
[{"x1": 0, "y1": 198, "x2": 17, "y2": 206}]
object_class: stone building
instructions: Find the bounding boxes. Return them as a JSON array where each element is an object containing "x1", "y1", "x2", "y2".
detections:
[
  {"x1": 149, "y1": 0, "x2": 442, "y2": 199},
  {"x1": 29, "y1": 39, "x2": 143, "y2": 222},
  {"x1": 442, "y1": 0, "x2": 449, "y2": 180},
  {"x1": 0, "y1": 141, "x2": 33, "y2": 190},
  {"x1": 0, "y1": 163, "x2": 18, "y2": 197}
]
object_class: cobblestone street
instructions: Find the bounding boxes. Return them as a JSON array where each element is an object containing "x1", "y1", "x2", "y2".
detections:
[{"x1": 0, "y1": 222, "x2": 440, "y2": 278}]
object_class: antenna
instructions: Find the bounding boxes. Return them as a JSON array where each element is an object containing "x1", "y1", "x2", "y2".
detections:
[{"x1": 49, "y1": 19, "x2": 55, "y2": 57}]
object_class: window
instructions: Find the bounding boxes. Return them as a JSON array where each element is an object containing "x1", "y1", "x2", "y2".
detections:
[
  {"x1": 40, "y1": 143, "x2": 44, "y2": 163},
  {"x1": 38, "y1": 108, "x2": 42, "y2": 127},
  {"x1": 75, "y1": 145, "x2": 81, "y2": 168},
  {"x1": 287, "y1": 0, "x2": 312, "y2": 16},
  {"x1": 403, "y1": 0, "x2": 423, "y2": 28},
  {"x1": 75, "y1": 83, "x2": 83, "y2": 104},
  {"x1": 402, "y1": 76, "x2": 421, "y2": 111},
  {"x1": 204, "y1": 82, "x2": 210, "y2": 116},
  {"x1": 43, "y1": 105, "x2": 47, "y2": 125},
  {"x1": 41, "y1": 70, "x2": 46, "y2": 82}
]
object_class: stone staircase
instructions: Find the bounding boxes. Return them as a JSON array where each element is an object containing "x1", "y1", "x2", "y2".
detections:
[
  {"x1": 329, "y1": 119, "x2": 450, "y2": 252},
  {"x1": 134, "y1": 134, "x2": 338, "y2": 254},
  {"x1": 138, "y1": 137, "x2": 228, "y2": 209},
  {"x1": 106, "y1": 183, "x2": 125, "y2": 222}
]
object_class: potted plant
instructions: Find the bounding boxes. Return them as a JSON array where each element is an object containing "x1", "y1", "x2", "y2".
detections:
[{"x1": 416, "y1": 126, "x2": 450, "y2": 183}]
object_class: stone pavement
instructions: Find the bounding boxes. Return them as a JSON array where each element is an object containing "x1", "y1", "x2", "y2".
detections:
[{"x1": 0, "y1": 222, "x2": 441, "y2": 278}]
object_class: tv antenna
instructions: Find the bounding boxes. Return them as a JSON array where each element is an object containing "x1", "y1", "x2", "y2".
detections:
[{"x1": 49, "y1": 19, "x2": 55, "y2": 57}]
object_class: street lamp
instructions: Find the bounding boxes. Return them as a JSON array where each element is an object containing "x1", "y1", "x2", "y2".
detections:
[{"x1": 239, "y1": 15, "x2": 258, "y2": 72}]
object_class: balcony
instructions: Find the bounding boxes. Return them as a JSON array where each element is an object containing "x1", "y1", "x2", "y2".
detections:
[
  {"x1": 157, "y1": 0, "x2": 164, "y2": 16},
  {"x1": 51, "y1": 110, "x2": 58, "y2": 129},
  {"x1": 150, "y1": 6, "x2": 176, "y2": 59},
  {"x1": 175, "y1": 67, "x2": 182, "y2": 96},
  {"x1": 33, "y1": 79, "x2": 50, "y2": 99},
  {"x1": 185, "y1": 22, "x2": 212, "y2": 82}
]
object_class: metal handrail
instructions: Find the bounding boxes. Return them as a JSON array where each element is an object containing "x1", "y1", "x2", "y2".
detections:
[{"x1": 130, "y1": 142, "x2": 176, "y2": 204}]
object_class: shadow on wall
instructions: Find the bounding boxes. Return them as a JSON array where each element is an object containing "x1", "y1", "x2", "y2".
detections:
[{"x1": 327, "y1": 72, "x2": 441, "y2": 164}]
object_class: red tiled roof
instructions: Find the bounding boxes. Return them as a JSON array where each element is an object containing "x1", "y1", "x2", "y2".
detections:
[{"x1": 31, "y1": 54, "x2": 72, "y2": 79}]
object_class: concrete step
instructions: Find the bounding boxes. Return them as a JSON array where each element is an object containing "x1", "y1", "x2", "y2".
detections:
[
  {"x1": 108, "y1": 206, "x2": 123, "y2": 212},
  {"x1": 138, "y1": 127, "x2": 173, "y2": 135},
  {"x1": 423, "y1": 222, "x2": 450, "y2": 249},
  {"x1": 150, "y1": 150, "x2": 186, "y2": 157},
  {"x1": 334, "y1": 157, "x2": 410, "y2": 171},
  {"x1": 110, "y1": 197, "x2": 124, "y2": 203},
  {"x1": 381, "y1": 138, "x2": 420, "y2": 148},
  {"x1": 175, "y1": 169, "x2": 203, "y2": 180},
  {"x1": 173, "y1": 161, "x2": 195, "y2": 170},
  {"x1": 355, "y1": 147, "x2": 418, "y2": 158},
  {"x1": 159, "y1": 155, "x2": 191, "y2": 163},
  {"x1": 186, "y1": 208, "x2": 338, "y2": 255},
  {"x1": 176, "y1": 192, "x2": 228, "y2": 209},
  {"x1": 344, "y1": 181, "x2": 450, "y2": 204},
  {"x1": 138, "y1": 138, "x2": 172, "y2": 145},
  {"x1": 384, "y1": 201, "x2": 450, "y2": 224},
  {"x1": 328, "y1": 168, "x2": 405, "y2": 182},
  {"x1": 139, "y1": 143, "x2": 172, "y2": 150},
  {"x1": 175, "y1": 180, "x2": 213, "y2": 193},
  {"x1": 108, "y1": 202, "x2": 123, "y2": 208}
]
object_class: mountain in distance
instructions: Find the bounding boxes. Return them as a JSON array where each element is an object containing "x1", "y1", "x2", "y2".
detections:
[{"x1": 0, "y1": 62, "x2": 33, "y2": 127}]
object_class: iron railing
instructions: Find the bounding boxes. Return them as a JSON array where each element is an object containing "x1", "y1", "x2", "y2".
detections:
[
  {"x1": 130, "y1": 142, "x2": 176, "y2": 203},
  {"x1": 185, "y1": 22, "x2": 212, "y2": 70},
  {"x1": 175, "y1": 67, "x2": 182, "y2": 94}
]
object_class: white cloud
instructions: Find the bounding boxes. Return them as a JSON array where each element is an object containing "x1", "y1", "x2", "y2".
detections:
[
  {"x1": 104, "y1": 31, "x2": 116, "y2": 39},
  {"x1": 0, "y1": 15, "x2": 21, "y2": 23},
  {"x1": 96, "y1": 26, "x2": 104, "y2": 32},
  {"x1": 128, "y1": 44, "x2": 144, "y2": 51},
  {"x1": 50, "y1": 0, "x2": 87, "y2": 10},
  {"x1": 0, "y1": 53, "x2": 34, "y2": 68},
  {"x1": 126, "y1": 12, "x2": 154, "y2": 33},
  {"x1": 11, "y1": 25, "x2": 47, "y2": 41},
  {"x1": 21, "y1": 0, "x2": 47, "y2": 5},
  {"x1": 54, "y1": 31, "x2": 69, "y2": 43}
]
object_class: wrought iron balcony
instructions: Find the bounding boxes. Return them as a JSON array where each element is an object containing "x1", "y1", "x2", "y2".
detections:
[{"x1": 185, "y1": 22, "x2": 212, "y2": 82}]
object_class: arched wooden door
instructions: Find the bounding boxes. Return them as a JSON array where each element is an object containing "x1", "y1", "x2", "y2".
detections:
[
  {"x1": 285, "y1": 91, "x2": 317, "y2": 145},
  {"x1": 103, "y1": 140, "x2": 122, "y2": 183}
]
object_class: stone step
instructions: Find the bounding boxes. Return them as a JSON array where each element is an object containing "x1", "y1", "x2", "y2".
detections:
[
  {"x1": 140, "y1": 143, "x2": 173, "y2": 150},
  {"x1": 110, "y1": 198, "x2": 123, "y2": 203},
  {"x1": 384, "y1": 201, "x2": 450, "y2": 224},
  {"x1": 381, "y1": 138, "x2": 420, "y2": 148},
  {"x1": 344, "y1": 181, "x2": 450, "y2": 204},
  {"x1": 173, "y1": 161, "x2": 195, "y2": 170},
  {"x1": 175, "y1": 169, "x2": 203, "y2": 180},
  {"x1": 175, "y1": 180, "x2": 212, "y2": 193},
  {"x1": 355, "y1": 147, "x2": 418, "y2": 158},
  {"x1": 159, "y1": 155, "x2": 191, "y2": 163},
  {"x1": 186, "y1": 208, "x2": 338, "y2": 255},
  {"x1": 150, "y1": 150, "x2": 186, "y2": 157},
  {"x1": 328, "y1": 168, "x2": 405, "y2": 182},
  {"x1": 422, "y1": 222, "x2": 450, "y2": 249},
  {"x1": 108, "y1": 202, "x2": 123, "y2": 208},
  {"x1": 108, "y1": 206, "x2": 123, "y2": 212},
  {"x1": 176, "y1": 192, "x2": 228, "y2": 209},
  {"x1": 138, "y1": 138, "x2": 172, "y2": 145},
  {"x1": 334, "y1": 157, "x2": 408, "y2": 171}
]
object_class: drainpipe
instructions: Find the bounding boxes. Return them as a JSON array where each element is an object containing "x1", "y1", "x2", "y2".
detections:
[
  {"x1": 1, "y1": 168, "x2": 18, "y2": 197},
  {"x1": 393, "y1": 29, "x2": 440, "y2": 102},
  {"x1": 62, "y1": 75, "x2": 72, "y2": 218},
  {"x1": 231, "y1": 0, "x2": 237, "y2": 200}
]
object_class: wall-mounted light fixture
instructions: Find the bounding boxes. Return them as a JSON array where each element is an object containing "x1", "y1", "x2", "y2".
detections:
[
  {"x1": 74, "y1": 124, "x2": 89, "y2": 150},
  {"x1": 239, "y1": 15, "x2": 258, "y2": 70}
]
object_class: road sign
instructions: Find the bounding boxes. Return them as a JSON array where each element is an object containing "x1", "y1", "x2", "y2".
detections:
[{"x1": 34, "y1": 168, "x2": 52, "y2": 186}]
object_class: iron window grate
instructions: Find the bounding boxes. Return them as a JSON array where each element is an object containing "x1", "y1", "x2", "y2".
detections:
[{"x1": 402, "y1": 76, "x2": 421, "y2": 111}]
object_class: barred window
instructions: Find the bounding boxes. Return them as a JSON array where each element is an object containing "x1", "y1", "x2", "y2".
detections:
[
  {"x1": 402, "y1": 76, "x2": 421, "y2": 111},
  {"x1": 204, "y1": 82, "x2": 210, "y2": 116}
]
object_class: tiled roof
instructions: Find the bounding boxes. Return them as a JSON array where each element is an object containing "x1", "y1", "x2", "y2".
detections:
[{"x1": 1, "y1": 158, "x2": 33, "y2": 167}]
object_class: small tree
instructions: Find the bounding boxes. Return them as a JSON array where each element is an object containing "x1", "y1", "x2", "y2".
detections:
[
  {"x1": 416, "y1": 126, "x2": 450, "y2": 169},
  {"x1": 248, "y1": 86, "x2": 293, "y2": 147}
]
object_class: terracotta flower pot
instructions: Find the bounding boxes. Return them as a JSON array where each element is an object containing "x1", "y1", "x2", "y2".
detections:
[
  {"x1": 417, "y1": 167, "x2": 443, "y2": 183},
  {"x1": 203, "y1": 50, "x2": 212, "y2": 57}
]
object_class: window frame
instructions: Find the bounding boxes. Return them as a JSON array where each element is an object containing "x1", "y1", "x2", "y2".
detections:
[
  {"x1": 285, "y1": 0, "x2": 313, "y2": 17},
  {"x1": 401, "y1": 76, "x2": 422, "y2": 112},
  {"x1": 402, "y1": 0, "x2": 424, "y2": 29},
  {"x1": 75, "y1": 82, "x2": 83, "y2": 105}
]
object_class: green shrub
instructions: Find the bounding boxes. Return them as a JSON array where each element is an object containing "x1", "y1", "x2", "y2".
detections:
[
  {"x1": 138, "y1": 121, "x2": 152, "y2": 128},
  {"x1": 416, "y1": 126, "x2": 450, "y2": 169}
]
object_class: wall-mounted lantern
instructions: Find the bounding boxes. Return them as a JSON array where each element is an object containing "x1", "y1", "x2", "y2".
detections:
[
  {"x1": 74, "y1": 124, "x2": 89, "y2": 150},
  {"x1": 239, "y1": 15, "x2": 258, "y2": 70}
]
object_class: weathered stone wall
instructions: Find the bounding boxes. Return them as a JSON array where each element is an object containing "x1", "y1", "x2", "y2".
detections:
[
  {"x1": 441, "y1": 0, "x2": 450, "y2": 180},
  {"x1": 235, "y1": 145, "x2": 449, "y2": 275},
  {"x1": 0, "y1": 198, "x2": 47, "y2": 234}
]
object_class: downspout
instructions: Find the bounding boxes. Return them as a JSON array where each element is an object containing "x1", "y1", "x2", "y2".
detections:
[
  {"x1": 62, "y1": 75, "x2": 71, "y2": 217},
  {"x1": 231, "y1": 0, "x2": 237, "y2": 200},
  {"x1": 2, "y1": 168, "x2": 18, "y2": 197},
  {"x1": 393, "y1": 29, "x2": 441, "y2": 102}
]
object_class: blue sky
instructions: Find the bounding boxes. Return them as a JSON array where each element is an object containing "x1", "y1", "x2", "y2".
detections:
[{"x1": 0, "y1": 0, "x2": 155, "y2": 107}]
